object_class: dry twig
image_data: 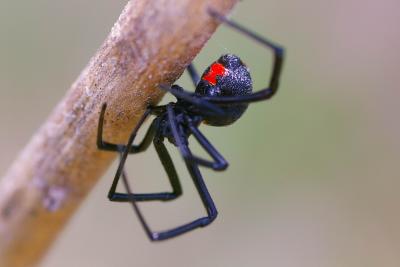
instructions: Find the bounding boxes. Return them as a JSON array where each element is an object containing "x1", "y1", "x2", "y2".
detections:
[{"x1": 0, "y1": 0, "x2": 237, "y2": 266}]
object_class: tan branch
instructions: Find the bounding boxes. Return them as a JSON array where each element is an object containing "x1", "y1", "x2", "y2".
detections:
[{"x1": 0, "y1": 0, "x2": 237, "y2": 266}]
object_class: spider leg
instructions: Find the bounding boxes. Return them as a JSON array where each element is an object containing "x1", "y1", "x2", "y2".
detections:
[
  {"x1": 97, "y1": 103, "x2": 158, "y2": 153},
  {"x1": 121, "y1": 104, "x2": 218, "y2": 241},
  {"x1": 202, "y1": 9, "x2": 284, "y2": 104},
  {"x1": 187, "y1": 63, "x2": 200, "y2": 87},
  {"x1": 121, "y1": 153, "x2": 217, "y2": 241},
  {"x1": 159, "y1": 84, "x2": 225, "y2": 116},
  {"x1": 183, "y1": 115, "x2": 228, "y2": 171},
  {"x1": 152, "y1": 105, "x2": 217, "y2": 239},
  {"x1": 108, "y1": 119, "x2": 182, "y2": 202},
  {"x1": 122, "y1": 149, "x2": 217, "y2": 240},
  {"x1": 161, "y1": 63, "x2": 219, "y2": 115},
  {"x1": 156, "y1": 63, "x2": 201, "y2": 109}
]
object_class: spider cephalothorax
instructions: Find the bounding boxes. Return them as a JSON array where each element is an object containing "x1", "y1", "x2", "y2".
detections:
[
  {"x1": 97, "y1": 10, "x2": 284, "y2": 241},
  {"x1": 195, "y1": 54, "x2": 253, "y2": 126}
]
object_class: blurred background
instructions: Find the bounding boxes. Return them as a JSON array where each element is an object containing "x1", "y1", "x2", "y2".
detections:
[{"x1": 1, "y1": 0, "x2": 400, "y2": 266}]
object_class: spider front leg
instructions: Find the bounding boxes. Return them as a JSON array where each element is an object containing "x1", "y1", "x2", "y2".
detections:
[
  {"x1": 108, "y1": 118, "x2": 182, "y2": 202},
  {"x1": 97, "y1": 103, "x2": 158, "y2": 153},
  {"x1": 183, "y1": 115, "x2": 228, "y2": 171},
  {"x1": 97, "y1": 103, "x2": 181, "y2": 202},
  {"x1": 158, "y1": 84, "x2": 225, "y2": 116}
]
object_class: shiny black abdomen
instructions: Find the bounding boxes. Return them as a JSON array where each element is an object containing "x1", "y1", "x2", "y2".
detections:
[{"x1": 195, "y1": 54, "x2": 252, "y2": 126}]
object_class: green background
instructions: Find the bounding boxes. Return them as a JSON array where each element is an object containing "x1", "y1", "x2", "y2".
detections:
[{"x1": 1, "y1": 1, "x2": 399, "y2": 266}]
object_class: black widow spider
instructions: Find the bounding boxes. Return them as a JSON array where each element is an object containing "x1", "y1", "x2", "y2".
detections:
[{"x1": 97, "y1": 10, "x2": 284, "y2": 241}]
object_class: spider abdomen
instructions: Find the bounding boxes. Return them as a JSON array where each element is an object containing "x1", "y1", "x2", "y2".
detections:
[{"x1": 195, "y1": 54, "x2": 253, "y2": 126}]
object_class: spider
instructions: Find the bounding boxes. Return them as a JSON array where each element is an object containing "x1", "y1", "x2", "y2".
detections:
[{"x1": 97, "y1": 10, "x2": 284, "y2": 241}]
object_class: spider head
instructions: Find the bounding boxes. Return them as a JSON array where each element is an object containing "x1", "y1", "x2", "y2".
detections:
[{"x1": 195, "y1": 54, "x2": 253, "y2": 126}]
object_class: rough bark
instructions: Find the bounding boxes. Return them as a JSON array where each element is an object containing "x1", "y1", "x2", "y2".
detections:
[{"x1": 0, "y1": 0, "x2": 237, "y2": 266}]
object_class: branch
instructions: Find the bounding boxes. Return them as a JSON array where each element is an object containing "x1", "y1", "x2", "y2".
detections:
[{"x1": 0, "y1": 0, "x2": 237, "y2": 266}]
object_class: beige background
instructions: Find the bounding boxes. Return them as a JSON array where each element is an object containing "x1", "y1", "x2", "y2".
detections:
[{"x1": 1, "y1": 1, "x2": 399, "y2": 266}]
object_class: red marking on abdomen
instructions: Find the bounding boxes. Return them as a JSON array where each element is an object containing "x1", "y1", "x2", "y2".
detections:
[{"x1": 202, "y1": 63, "x2": 227, "y2": 85}]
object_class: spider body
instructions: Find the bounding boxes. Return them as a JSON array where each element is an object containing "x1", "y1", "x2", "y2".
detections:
[
  {"x1": 156, "y1": 107, "x2": 200, "y2": 147},
  {"x1": 97, "y1": 10, "x2": 284, "y2": 241},
  {"x1": 195, "y1": 54, "x2": 252, "y2": 126},
  {"x1": 158, "y1": 53, "x2": 251, "y2": 147}
]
